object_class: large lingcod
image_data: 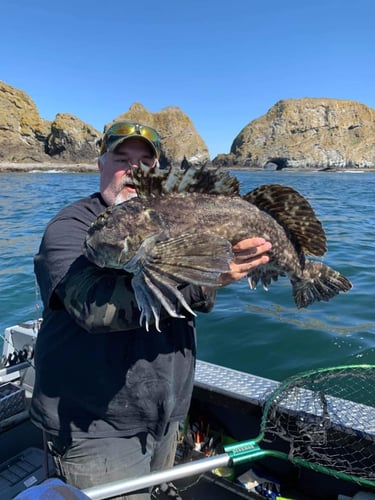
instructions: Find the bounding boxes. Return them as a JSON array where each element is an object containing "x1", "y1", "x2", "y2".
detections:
[{"x1": 83, "y1": 163, "x2": 352, "y2": 331}]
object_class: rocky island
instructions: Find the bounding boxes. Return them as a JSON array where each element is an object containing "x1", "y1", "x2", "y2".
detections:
[{"x1": 1, "y1": 81, "x2": 375, "y2": 171}]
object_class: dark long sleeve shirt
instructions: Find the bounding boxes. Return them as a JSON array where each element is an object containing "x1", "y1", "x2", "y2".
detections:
[{"x1": 30, "y1": 193, "x2": 216, "y2": 439}]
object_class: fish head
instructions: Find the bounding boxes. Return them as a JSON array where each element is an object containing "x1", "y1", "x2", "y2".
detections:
[{"x1": 83, "y1": 199, "x2": 166, "y2": 270}]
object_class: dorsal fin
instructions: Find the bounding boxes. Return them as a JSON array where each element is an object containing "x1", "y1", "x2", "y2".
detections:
[
  {"x1": 132, "y1": 162, "x2": 240, "y2": 198},
  {"x1": 243, "y1": 184, "x2": 327, "y2": 256}
]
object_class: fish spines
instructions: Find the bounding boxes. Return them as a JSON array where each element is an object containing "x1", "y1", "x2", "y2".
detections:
[
  {"x1": 247, "y1": 265, "x2": 282, "y2": 291},
  {"x1": 292, "y1": 261, "x2": 352, "y2": 308},
  {"x1": 243, "y1": 184, "x2": 327, "y2": 257},
  {"x1": 132, "y1": 162, "x2": 240, "y2": 198},
  {"x1": 123, "y1": 231, "x2": 233, "y2": 330}
]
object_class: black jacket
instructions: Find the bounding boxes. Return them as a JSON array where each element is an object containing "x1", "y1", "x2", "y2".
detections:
[{"x1": 30, "y1": 193, "x2": 216, "y2": 440}]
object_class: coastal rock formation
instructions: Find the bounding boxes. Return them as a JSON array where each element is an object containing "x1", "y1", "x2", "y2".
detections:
[
  {"x1": 0, "y1": 81, "x2": 209, "y2": 167},
  {"x1": 109, "y1": 103, "x2": 210, "y2": 168},
  {"x1": 0, "y1": 82, "x2": 49, "y2": 162},
  {"x1": 0, "y1": 81, "x2": 100, "y2": 164},
  {"x1": 46, "y1": 113, "x2": 99, "y2": 162},
  {"x1": 214, "y1": 98, "x2": 375, "y2": 169},
  {"x1": 2, "y1": 81, "x2": 375, "y2": 170}
]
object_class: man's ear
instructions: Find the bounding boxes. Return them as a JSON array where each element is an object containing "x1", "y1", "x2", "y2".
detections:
[{"x1": 98, "y1": 154, "x2": 104, "y2": 172}]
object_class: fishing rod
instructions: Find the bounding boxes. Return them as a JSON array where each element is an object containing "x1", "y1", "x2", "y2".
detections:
[{"x1": 0, "y1": 277, "x2": 41, "y2": 370}]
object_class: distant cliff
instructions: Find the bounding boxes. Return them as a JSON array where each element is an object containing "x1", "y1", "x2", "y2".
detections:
[
  {"x1": 111, "y1": 103, "x2": 209, "y2": 168},
  {"x1": 214, "y1": 98, "x2": 375, "y2": 169},
  {"x1": 1, "y1": 81, "x2": 375, "y2": 170},
  {"x1": 0, "y1": 82, "x2": 99, "y2": 163},
  {"x1": 0, "y1": 81, "x2": 209, "y2": 168}
]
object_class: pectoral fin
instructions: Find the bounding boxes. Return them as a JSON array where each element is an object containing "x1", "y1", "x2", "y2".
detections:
[{"x1": 125, "y1": 232, "x2": 232, "y2": 331}]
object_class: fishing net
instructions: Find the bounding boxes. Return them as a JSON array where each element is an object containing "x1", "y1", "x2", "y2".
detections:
[
  {"x1": 261, "y1": 365, "x2": 375, "y2": 482},
  {"x1": 82, "y1": 365, "x2": 375, "y2": 498}
]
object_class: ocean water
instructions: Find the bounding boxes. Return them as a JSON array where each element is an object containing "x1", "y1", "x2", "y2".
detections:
[{"x1": 0, "y1": 170, "x2": 374, "y2": 382}]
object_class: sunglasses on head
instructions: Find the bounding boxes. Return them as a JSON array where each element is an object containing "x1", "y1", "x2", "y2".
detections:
[{"x1": 99, "y1": 121, "x2": 161, "y2": 157}]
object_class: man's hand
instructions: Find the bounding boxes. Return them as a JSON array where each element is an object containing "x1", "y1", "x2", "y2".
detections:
[{"x1": 218, "y1": 237, "x2": 272, "y2": 286}]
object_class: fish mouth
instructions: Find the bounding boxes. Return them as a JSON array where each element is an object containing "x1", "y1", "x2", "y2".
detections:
[{"x1": 83, "y1": 240, "x2": 105, "y2": 268}]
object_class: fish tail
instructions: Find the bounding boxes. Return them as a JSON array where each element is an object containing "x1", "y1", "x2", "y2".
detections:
[{"x1": 292, "y1": 261, "x2": 352, "y2": 308}]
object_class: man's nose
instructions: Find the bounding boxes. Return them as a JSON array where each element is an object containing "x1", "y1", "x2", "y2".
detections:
[{"x1": 127, "y1": 159, "x2": 141, "y2": 168}]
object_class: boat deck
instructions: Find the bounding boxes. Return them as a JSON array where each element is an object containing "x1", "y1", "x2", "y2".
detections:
[{"x1": 1, "y1": 322, "x2": 375, "y2": 499}]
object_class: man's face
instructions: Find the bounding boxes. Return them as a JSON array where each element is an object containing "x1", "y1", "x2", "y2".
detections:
[{"x1": 99, "y1": 137, "x2": 156, "y2": 205}]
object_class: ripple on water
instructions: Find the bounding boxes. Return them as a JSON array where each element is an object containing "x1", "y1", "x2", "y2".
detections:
[{"x1": 1, "y1": 171, "x2": 374, "y2": 380}]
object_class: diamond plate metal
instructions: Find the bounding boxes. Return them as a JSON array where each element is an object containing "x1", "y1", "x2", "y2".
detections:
[
  {"x1": 195, "y1": 360, "x2": 279, "y2": 406},
  {"x1": 195, "y1": 361, "x2": 375, "y2": 438}
]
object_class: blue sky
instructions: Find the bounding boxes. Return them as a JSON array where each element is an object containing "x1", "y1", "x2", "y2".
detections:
[{"x1": 1, "y1": 0, "x2": 374, "y2": 158}]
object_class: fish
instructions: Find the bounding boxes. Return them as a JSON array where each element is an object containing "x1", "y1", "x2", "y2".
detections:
[{"x1": 83, "y1": 163, "x2": 352, "y2": 331}]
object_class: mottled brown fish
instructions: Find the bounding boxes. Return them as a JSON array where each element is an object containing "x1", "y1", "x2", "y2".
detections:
[{"x1": 83, "y1": 163, "x2": 352, "y2": 330}]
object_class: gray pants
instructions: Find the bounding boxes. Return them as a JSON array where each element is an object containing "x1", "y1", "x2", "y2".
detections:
[{"x1": 46, "y1": 422, "x2": 179, "y2": 500}]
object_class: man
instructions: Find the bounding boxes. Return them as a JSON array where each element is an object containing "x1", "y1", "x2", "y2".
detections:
[{"x1": 30, "y1": 121, "x2": 271, "y2": 499}]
